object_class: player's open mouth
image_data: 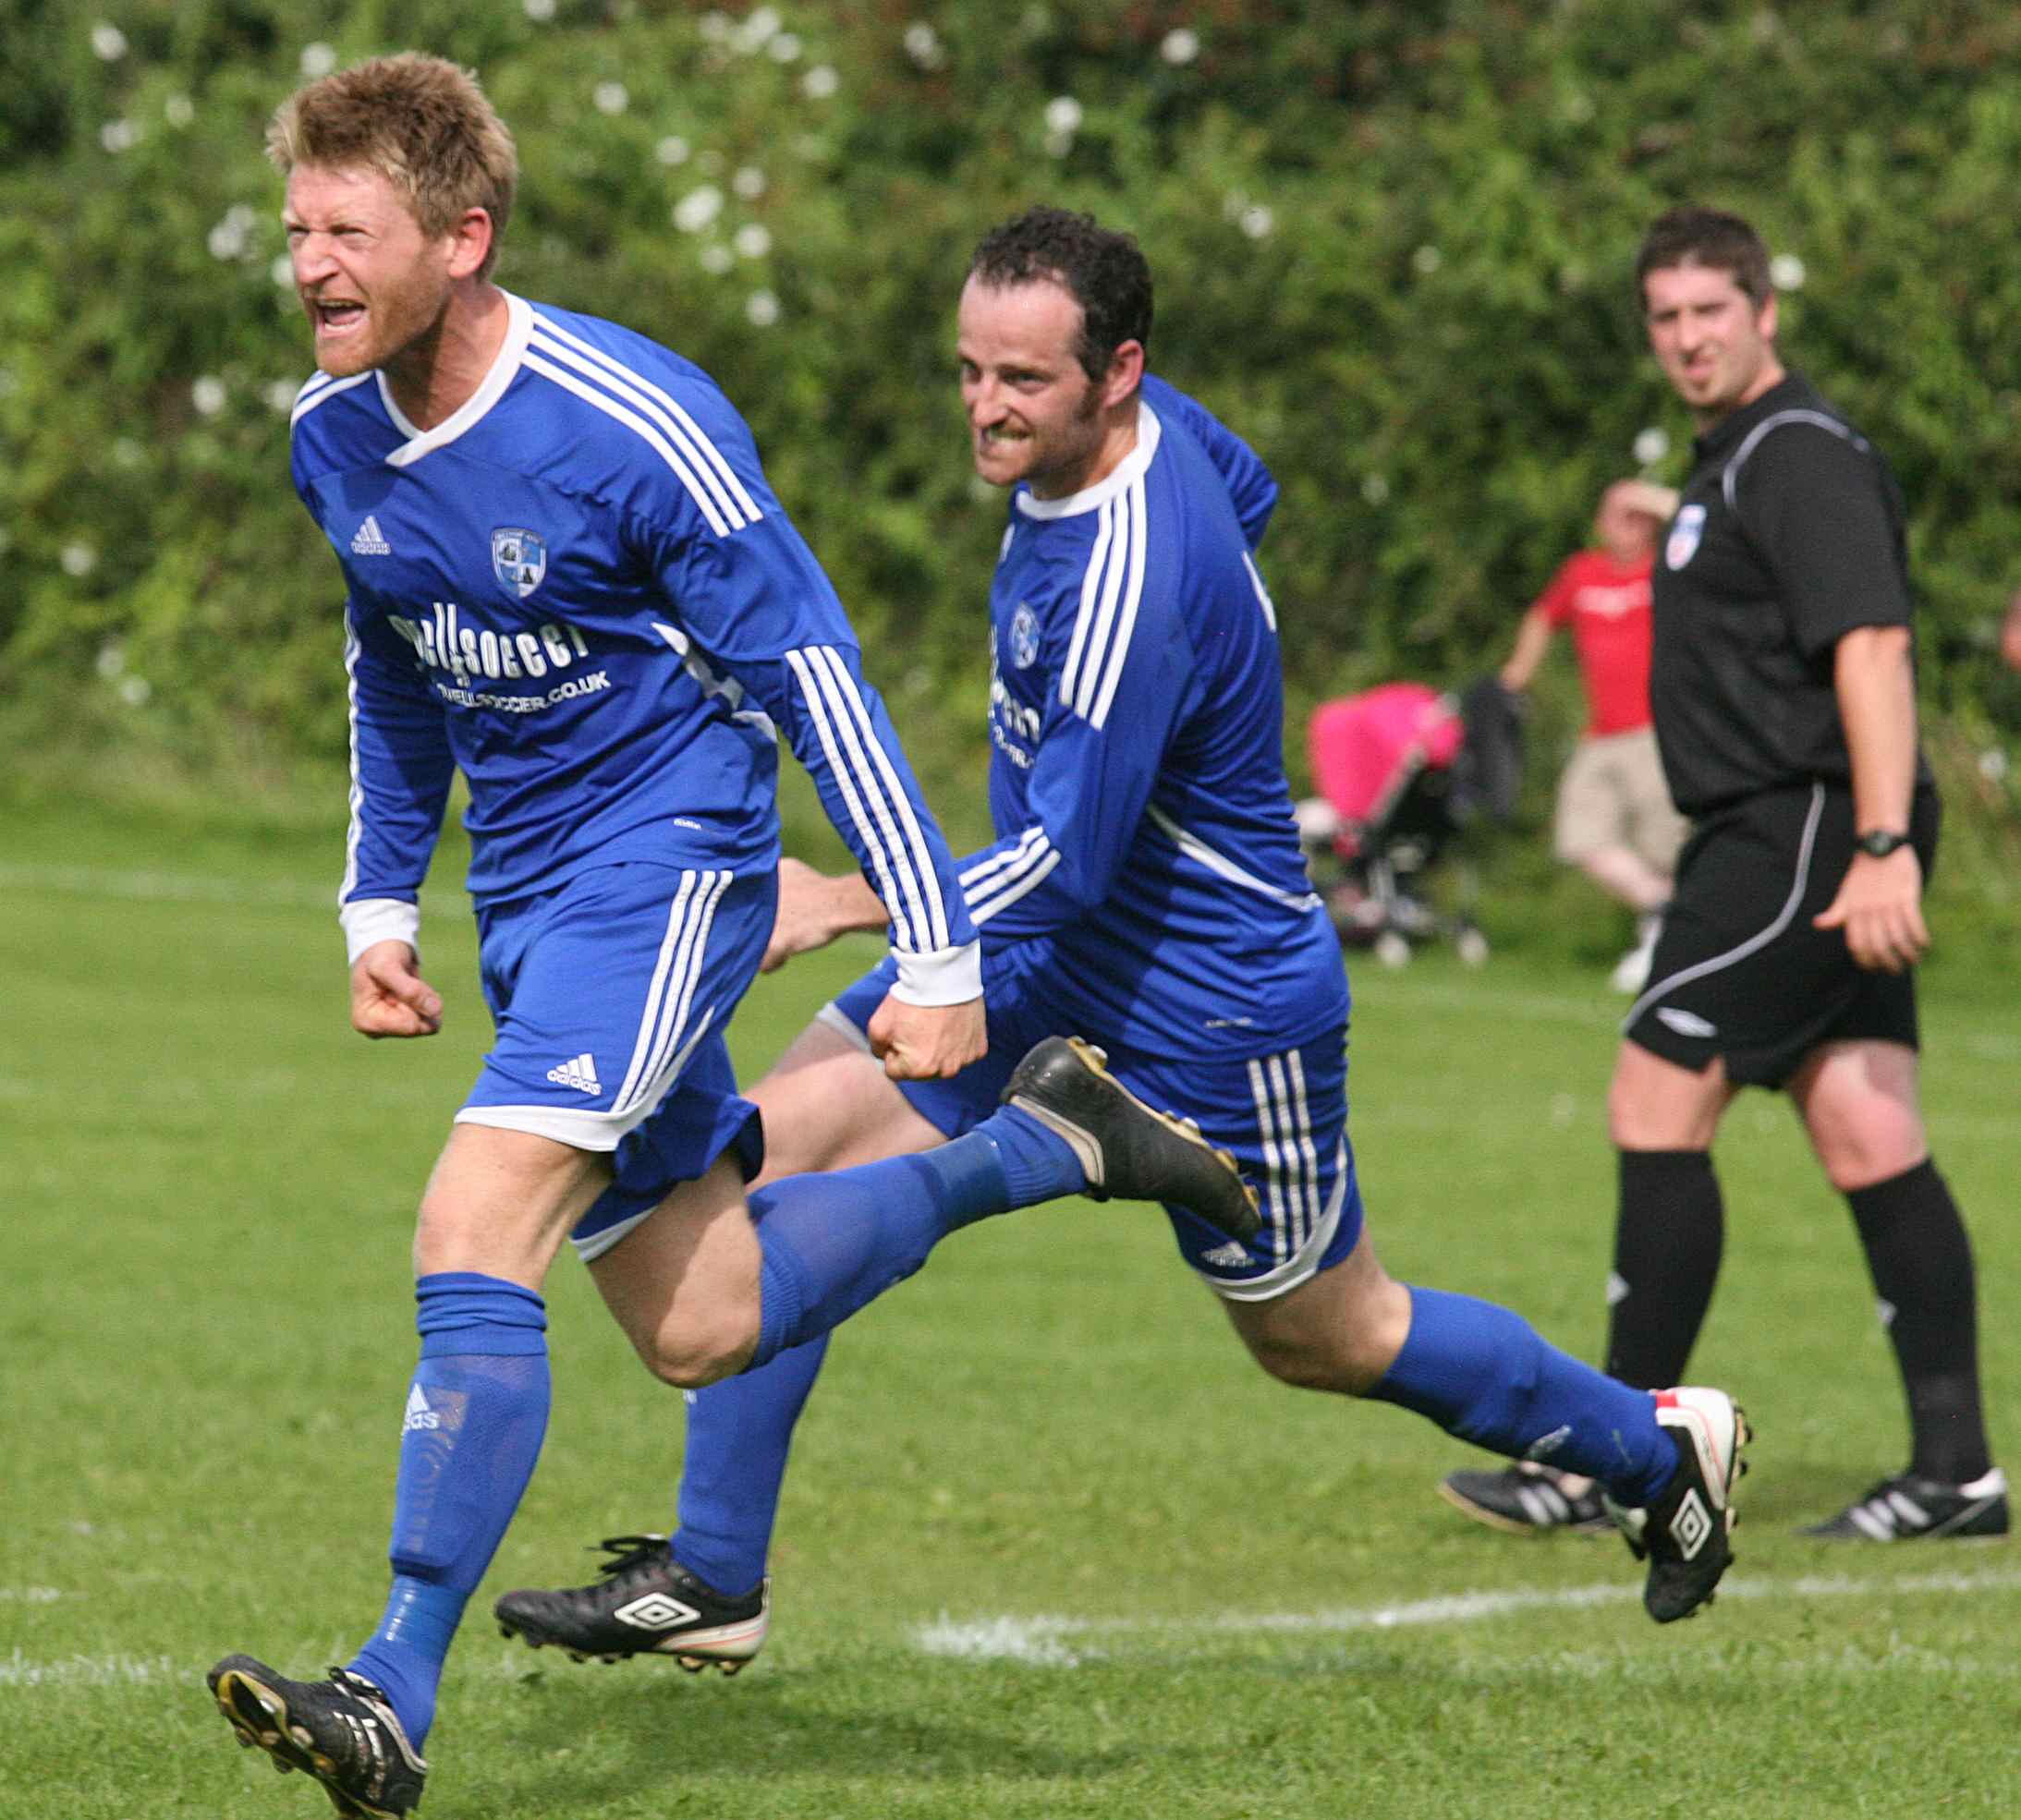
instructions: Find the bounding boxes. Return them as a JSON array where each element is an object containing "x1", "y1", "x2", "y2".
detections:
[{"x1": 313, "y1": 300, "x2": 367, "y2": 334}]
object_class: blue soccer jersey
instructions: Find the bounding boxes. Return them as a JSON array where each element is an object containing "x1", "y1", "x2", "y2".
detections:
[
  {"x1": 290, "y1": 293, "x2": 977, "y2": 1005},
  {"x1": 963, "y1": 376, "x2": 1348, "y2": 1059}
]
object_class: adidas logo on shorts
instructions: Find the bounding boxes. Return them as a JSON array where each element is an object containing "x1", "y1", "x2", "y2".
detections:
[{"x1": 546, "y1": 1053, "x2": 602, "y2": 1094}]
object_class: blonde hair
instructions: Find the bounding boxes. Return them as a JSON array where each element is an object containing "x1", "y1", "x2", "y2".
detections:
[{"x1": 267, "y1": 53, "x2": 517, "y2": 277}]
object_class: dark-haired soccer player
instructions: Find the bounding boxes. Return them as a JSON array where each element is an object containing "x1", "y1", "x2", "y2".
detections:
[
  {"x1": 494, "y1": 206, "x2": 1749, "y2": 1674},
  {"x1": 204, "y1": 58, "x2": 1260, "y2": 1820},
  {"x1": 1444, "y1": 205, "x2": 2003, "y2": 1547}
]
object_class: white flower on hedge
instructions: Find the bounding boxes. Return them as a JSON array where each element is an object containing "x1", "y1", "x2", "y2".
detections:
[
  {"x1": 164, "y1": 93, "x2": 195, "y2": 127},
  {"x1": 905, "y1": 23, "x2": 945, "y2": 68},
  {"x1": 735, "y1": 224, "x2": 773, "y2": 259},
  {"x1": 803, "y1": 65, "x2": 839, "y2": 99},
  {"x1": 192, "y1": 377, "x2": 227, "y2": 417},
  {"x1": 656, "y1": 136, "x2": 692, "y2": 167},
  {"x1": 300, "y1": 42, "x2": 336, "y2": 78},
  {"x1": 1045, "y1": 96, "x2": 1083, "y2": 134},
  {"x1": 62, "y1": 543, "x2": 99, "y2": 578},
  {"x1": 698, "y1": 9, "x2": 732, "y2": 41},
  {"x1": 746, "y1": 290, "x2": 781, "y2": 327},
  {"x1": 733, "y1": 164, "x2": 767, "y2": 200},
  {"x1": 1633, "y1": 426, "x2": 1671, "y2": 466},
  {"x1": 1161, "y1": 29, "x2": 1200, "y2": 65},
  {"x1": 91, "y1": 22, "x2": 128, "y2": 60},
  {"x1": 1770, "y1": 252, "x2": 1806, "y2": 291},
  {"x1": 101, "y1": 119, "x2": 138, "y2": 153},
  {"x1": 524, "y1": 0, "x2": 557, "y2": 19},
  {"x1": 700, "y1": 244, "x2": 735, "y2": 274},
  {"x1": 96, "y1": 642, "x2": 126, "y2": 678},
  {"x1": 209, "y1": 204, "x2": 259, "y2": 262},
  {"x1": 265, "y1": 379, "x2": 300, "y2": 414},
  {"x1": 272, "y1": 253, "x2": 296, "y2": 287},
  {"x1": 1361, "y1": 474, "x2": 1391, "y2": 505},
  {"x1": 740, "y1": 6, "x2": 783, "y2": 49},
  {"x1": 119, "y1": 675, "x2": 152, "y2": 707},
  {"x1": 594, "y1": 81, "x2": 628, "y2": 115},
  {"x1": 1412, "y1": 244, "x2": 1441, "y2": 275},
  {"x1": 1980, "y1": 747, "x2": 2009, "y2": 783},
  {"x1": 768, "y1": 31, "x2": 802, "y2": 62},
  {"x1": 674, "y1": 185, "x2": 724, "y2": 232},
  {"x1": 1240, "y1": 205, "x2": 1273, "y2": 240}
]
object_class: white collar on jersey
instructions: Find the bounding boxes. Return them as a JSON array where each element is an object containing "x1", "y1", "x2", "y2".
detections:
[
  {"x1": 377, "y1": 291, "x2": 535, "y2": 468},
  {"x1": 1015, "y1": 400, "x2": 1163, "y2": 520}
]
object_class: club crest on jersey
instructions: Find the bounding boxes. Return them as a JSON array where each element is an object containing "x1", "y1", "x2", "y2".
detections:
[
  {"x1": 1665, "y1": 504, "x2": 1706, "y2": 571},
  {"x1": 492, "y1": 528, "x2": 548, "y2": 599},
  {"x1": 1008, "y1": 601, "x2": 1040, "y2": 670}
]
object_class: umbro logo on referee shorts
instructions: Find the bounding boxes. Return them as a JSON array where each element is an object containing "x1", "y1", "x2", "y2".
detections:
[{"x1": 1655, "y1": 1006, "x2": 1718, "y2": 1038}]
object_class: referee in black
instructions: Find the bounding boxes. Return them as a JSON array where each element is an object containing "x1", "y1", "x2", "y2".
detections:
[{"x1": 1445, "y1": 206, "x2": 2003, "y2": 1545}]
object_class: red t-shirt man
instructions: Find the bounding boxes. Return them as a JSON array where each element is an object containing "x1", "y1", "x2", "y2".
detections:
[{"x1": 1500, "y1": 480, "x2": 1687, "y2": 990}]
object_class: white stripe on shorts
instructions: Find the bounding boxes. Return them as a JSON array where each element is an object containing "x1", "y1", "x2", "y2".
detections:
[
  {"x1": 1621, "y1": 782, "x2": 1824, "y2": 1035},
  {"x1": 1246, "y1": 1049, "x2": 1322, "y2": 1267}
]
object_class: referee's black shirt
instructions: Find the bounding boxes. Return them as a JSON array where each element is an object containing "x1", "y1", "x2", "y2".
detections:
[{"x1": 1650, "y1": 371, "x2": 1932, "y2": 818}]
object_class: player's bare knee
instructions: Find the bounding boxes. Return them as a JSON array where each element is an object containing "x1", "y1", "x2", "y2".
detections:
[{"x1": 637, "y1": 1311, "x2": 755, "y2": 1389}]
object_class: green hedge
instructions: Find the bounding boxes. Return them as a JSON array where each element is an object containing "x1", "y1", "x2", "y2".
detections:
[{"x1": 5, "y1": 2, "x2": 2020, "y2": 880}]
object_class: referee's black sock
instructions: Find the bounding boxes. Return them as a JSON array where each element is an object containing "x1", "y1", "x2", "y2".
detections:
[
  {"x1": 1844, "y1": 1158, "x2": 1992, "y2": 1486},
  {"x1": 1604, "y1": 1148, "x2": 1723, "y2": 1390}
]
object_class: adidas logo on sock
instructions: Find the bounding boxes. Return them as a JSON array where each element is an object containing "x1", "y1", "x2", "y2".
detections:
[
  {"x1": 545, "y1": 1052, "x2": 602, "y2": 1094},
  {"x1": 402, "y1": 1385, "x2": 440, "y2": 1435},
  {"x1": 350, "y1": 515, "x2": 392, "y2": 556}
]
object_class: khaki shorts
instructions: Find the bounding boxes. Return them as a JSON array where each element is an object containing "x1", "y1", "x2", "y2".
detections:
[{"x1": 1552, "y1": 725, "x2": 1687, "y2": 872}]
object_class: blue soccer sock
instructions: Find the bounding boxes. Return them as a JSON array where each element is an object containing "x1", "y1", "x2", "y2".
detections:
[
  {"x1": 670, "y1": 1335, "x2": 830, "y2": 1598},
  {"x1": 745, "y1": 1107, "x2": 1081, "y2": 1371},
  {"x1": 348, "y1": 1273, "x2": 550, "y2": 1753},
  {"x1": 1368, "y1": 1285, "x2": 1676, "y2": 1507}
]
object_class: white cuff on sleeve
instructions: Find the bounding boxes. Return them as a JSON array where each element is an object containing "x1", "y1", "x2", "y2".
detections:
[
  {"x1": 888, "y1": 940, "x2": 983, "y2": 1008},
  {"x1": 342, "y1": 897, "x2": 421, "y2": 965}
]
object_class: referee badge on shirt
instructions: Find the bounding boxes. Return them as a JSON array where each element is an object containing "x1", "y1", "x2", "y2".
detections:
[
  {"x1": 492, "y1": 528, "x2": 548, "y2": 599},
  {"x1": 1665, "y1": 504, "x2": 1706, "y2": 571}
]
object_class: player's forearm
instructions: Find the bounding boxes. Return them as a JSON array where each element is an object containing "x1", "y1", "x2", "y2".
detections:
[
  {"x1": 1834, "y1": 625, "x2": 1918, "y2": 831},
  {"x1": 814, "y1": 868, "x2": 893, "y2": 937}
]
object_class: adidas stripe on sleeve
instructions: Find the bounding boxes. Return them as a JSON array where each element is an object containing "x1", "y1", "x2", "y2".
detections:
[{"x1": 610, "y1": 352, "x2": 979, "y2": 1003}]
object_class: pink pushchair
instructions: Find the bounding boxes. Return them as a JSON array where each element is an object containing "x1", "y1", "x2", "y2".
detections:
[{"x1": 1297, "y1": 679, "x2": 1521, "y2": 965}]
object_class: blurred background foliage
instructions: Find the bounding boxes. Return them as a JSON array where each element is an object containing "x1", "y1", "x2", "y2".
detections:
[{"x1": 2, "y1": 0, "x2": 2016, "y2": 949}]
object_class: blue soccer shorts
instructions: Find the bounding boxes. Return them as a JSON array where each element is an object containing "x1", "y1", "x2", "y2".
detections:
[
  {"x1": 823, "y1": 949, "x2": 1363, "y2": 1300},
  {"x1": 455, "y1": 861, "x2": 773, "y2": 1262}
]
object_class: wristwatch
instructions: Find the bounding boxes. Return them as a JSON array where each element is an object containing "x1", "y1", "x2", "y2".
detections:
[{"x1": 1856, "y1": 829, "x2": 1910, "y2": 858}]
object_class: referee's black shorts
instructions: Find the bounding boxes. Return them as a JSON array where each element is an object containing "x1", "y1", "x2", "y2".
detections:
[{"x1": 1622, "y1": 782, "x2": 1940, "y2": 1089}]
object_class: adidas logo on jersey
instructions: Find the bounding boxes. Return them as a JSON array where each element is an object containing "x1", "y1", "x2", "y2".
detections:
[
  {"x1": 546, "y1": 1052, "x2": 602, "y2": 1094},
  {"x1": 402, "y1": 1386, "x2": 440, "y2": 1435},
  {"x1": 351, "y1": 515, "x2": 392, "y2": 555},
  {"x1": 1200, "y1": 1240, "x2": 1251, "y2": 1269}
]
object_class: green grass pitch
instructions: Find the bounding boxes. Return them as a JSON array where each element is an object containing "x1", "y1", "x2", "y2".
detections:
[{"x1": 3, "y1": 807, "x2": 2016, "y2": 1817}]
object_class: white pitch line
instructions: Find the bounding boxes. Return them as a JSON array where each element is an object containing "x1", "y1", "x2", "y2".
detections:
[
  {"x1": 0, "y1": 1650, "x2": 180, "y2": 1688},
  {"x1": 0, "y1": 862, "x2": 334, "y2": 911},
  {"x1": 911, "y1": 1564, "x2": 2021, "y2": 1664}
]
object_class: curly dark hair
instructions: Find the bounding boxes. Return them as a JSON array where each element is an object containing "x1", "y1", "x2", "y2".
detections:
[
  {"x1": 1635, "y1": 205, "x2": 1772, "y2": 311},
  {"x1": 968, "y1": 206, "x2": 1153, "y2": 382}
]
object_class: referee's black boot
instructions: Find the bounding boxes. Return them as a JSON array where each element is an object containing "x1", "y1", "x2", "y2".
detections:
[{"x1": 1002, "y1": 1036, "x2": 1261, "y2": 1244}]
